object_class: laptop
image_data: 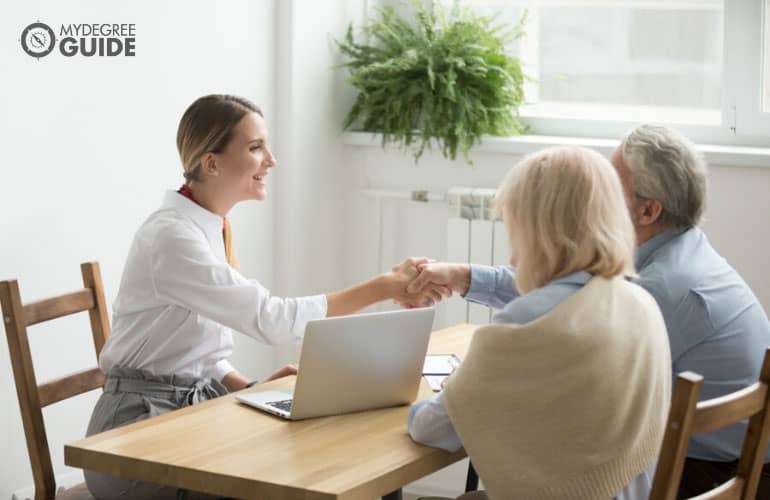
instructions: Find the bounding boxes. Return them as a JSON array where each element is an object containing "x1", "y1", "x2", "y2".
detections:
[{"x1": 236, "y1": 307, "x2": 435, "y2": 420}]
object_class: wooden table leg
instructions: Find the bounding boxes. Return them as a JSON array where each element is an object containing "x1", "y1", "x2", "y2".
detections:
[{"x1": 383, "y1": 489, "x2": 402, "y2": 500}]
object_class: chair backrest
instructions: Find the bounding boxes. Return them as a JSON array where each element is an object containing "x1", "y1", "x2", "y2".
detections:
[
  {"x1": 0, "y1": 262, "x2": 111, "y2": 499},
  {"x1": 650, "y1": 347, "x2": 770, "y2": 500}
]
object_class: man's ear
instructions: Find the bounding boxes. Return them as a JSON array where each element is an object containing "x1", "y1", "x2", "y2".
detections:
[{"x1": 637, "y1": 198, "x2": 664, "y2": 226}]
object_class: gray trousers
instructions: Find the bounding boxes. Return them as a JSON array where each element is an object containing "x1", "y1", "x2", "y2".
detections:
[{"x1": 84, "y1": 367, "x2": 228, "y2": 500}]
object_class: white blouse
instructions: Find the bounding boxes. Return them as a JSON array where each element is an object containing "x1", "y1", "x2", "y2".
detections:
[{"x1": 99, "y1": 191, "x2": 327, "y2": 381}]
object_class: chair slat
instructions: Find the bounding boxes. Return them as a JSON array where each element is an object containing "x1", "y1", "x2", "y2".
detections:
[
  {"x1": 81, "y1": 262, "x2": 110, "y2": 357},
  {"x1": 690, "y1": 477, "x2": 742, "y2": 500},
  {"x1": 38, "y1": 368, "x2": 105, "y2": 408},
  {"x1": 23, "y1": 289, "x2": 94, "y2": 326},
  {"x1": 650, "y1": 372, "x2": 703, "y2": 500},
  {"x1": 693, "y1": 384, "x2": 767, "y2": 435}
]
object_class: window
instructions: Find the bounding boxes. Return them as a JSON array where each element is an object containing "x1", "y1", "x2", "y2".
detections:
[
  {"x1": 437, "y1": 0, "x2": 770, "y2": 146},
  {"x1": 723, "y1": 0, "x2": 770, "y2": 136}
]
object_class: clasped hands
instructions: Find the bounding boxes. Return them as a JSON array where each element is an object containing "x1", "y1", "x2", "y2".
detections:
[
  {"x1": 387, "y1": 258, "x2": 471, "y2": 308},
  {"x1": 253, "y1": 258, "x2": 470, "y2": 389}
]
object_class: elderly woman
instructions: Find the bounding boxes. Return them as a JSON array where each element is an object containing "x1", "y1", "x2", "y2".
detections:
[
  {"x1": 85, "y1": 94, "x2": 445, "y2": 499},
  {"x1": 407, "y1": 146, "x2": 672, "y2": 500}
]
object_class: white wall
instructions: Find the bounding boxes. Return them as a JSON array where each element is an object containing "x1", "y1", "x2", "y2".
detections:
[
  {"x1": 0, "y1": 0, "x2": 276, "y2": 495},
  {"x1": 269, "y1": 0, "x2": 366, "y2": 364}
]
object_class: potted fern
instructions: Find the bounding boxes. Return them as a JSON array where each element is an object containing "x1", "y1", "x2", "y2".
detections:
[{"x1": 337, "y1": 2, "x2": 527, "y2": 162}]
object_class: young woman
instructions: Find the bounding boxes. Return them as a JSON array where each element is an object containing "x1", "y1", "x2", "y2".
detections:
[
  {"x1": 406, "y1": 147, "x2": 672, "y2": 500},
  {"x1": 85, "y1": 94, "x2": 445, "y2": 499}
]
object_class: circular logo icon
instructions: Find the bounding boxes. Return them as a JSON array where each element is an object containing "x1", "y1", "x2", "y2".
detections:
[{"x1": 21, "y1": 22, "x2": 56, "y2": 58}]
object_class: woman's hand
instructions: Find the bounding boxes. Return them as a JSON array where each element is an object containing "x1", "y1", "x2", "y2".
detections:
[
  {"x1": 222, "y1": 366, "x2": 297, "y2": 391},
  {"x1": 440, "y1": 364, "x2": 458, "y2": 390},
  {"x1": 406, "y1": 262, "x2": 471, "y2": 296},
  {"x1": 325, "y1": 258, "x2": 450, "y2": 316},
  {"x1": 221, "y1": 370, "x2": 252, "y2": 392},
  {"x1": 262, "y1": 364, "x2": 298, "y2": 383},
  {"x1": 387, "y1": 258, "x2": 452, "y2": 308}
]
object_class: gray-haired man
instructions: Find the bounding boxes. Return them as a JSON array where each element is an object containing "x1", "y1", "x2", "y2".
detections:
[{"x1": 611, "y1": 125, "x2": 770, "y2": 497}]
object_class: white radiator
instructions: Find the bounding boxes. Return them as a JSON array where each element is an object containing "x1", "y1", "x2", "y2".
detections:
[
  {"x1": 444, "y1": 188, "x2": 508, "y2": 326},
  {"x1": 446, "y1": 218, "x2": 509, "y2": 326},
  {"x1": 364, "y1": 187, "x2": 508, "y2": 326}
]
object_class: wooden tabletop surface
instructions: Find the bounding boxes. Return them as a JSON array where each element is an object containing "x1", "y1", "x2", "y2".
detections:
[{"x1": 65, "y1": 323, "x2": 477, "y2": 500}]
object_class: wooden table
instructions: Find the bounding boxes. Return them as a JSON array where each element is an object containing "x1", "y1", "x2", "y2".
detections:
[{"x1": 65, "y1": 324, "x2": 476, "y2": 500}]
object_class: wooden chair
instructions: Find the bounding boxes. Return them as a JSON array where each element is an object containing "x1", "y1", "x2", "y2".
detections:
[
  {"x1": 0, "y1": 262, "x2": 111, "y2": 500},
  {"x1": 650, "y1": 347, "x2": 770, "y2": 500}
]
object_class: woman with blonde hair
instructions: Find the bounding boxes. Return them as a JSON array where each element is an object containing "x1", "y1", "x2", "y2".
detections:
[
  {"x1": 407, "y1": 147, "x2": 672, "y2": 500},
  {"x1": 85, "y1": 94, "x2": 445, "y2": 499}
]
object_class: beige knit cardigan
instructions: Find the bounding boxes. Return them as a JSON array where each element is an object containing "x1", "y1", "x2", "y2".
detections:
[{"x1": 444, "y1": 276, "x2": 672, "y2": 500}]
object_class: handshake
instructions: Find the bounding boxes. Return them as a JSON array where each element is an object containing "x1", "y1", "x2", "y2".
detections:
[{"x1": 386, "y1": 258, "x2": 472, "y2": 309}]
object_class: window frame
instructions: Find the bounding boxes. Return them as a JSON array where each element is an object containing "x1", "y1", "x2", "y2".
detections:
[{"x1": 723, "y1": 0, "x2": 770, "y2": 137}]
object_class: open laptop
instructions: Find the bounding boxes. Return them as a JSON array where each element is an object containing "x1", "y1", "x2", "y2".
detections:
[{"x1": 236, "y1": 307, "x2": 435, "y2": 420}]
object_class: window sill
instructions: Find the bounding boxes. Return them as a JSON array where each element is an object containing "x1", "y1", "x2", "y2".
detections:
[{"x1": 342, "y1": 132, "x2": 770, "y2": 169}]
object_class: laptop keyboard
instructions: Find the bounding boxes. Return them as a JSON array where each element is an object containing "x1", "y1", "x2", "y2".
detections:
[{"x1": 267, "y1": 399, "x2": 293, "y2": 413}]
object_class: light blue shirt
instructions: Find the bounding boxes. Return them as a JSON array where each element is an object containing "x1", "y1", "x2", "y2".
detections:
[
  {"x1": 635, "y1": 227, "x2": 770, "y2": 461},
  {"x1": 458, "y1": 226, "x2": 770, "y2": 462},
  {"x1": 408, "y1": 270, "x2": 652, "y2": 500}
]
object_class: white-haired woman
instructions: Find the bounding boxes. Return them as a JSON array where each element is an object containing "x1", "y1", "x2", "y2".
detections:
[{"x1": 406, "y1": 147, "x2": 672, "y2": 500}]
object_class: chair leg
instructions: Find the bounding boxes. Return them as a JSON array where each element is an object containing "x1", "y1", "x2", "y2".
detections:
[{"x1": 465, "y1": 461, "x2": 479, "y2": 492}]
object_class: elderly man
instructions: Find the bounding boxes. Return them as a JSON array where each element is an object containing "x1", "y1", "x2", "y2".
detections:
[{"x1": 407, "y1": 125, "x2": 770, "y2": 498}]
